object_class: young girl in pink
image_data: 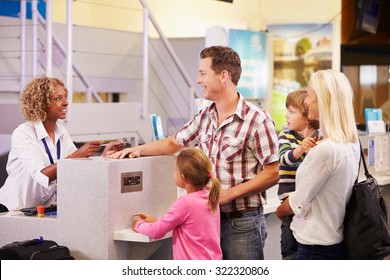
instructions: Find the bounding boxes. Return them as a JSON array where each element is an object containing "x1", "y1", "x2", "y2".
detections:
[{"x1": 132, "y1": 148, "x2": 222, "y2": 260}]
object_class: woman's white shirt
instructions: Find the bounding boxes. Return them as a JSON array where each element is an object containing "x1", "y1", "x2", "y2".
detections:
[
  {"x1": 0, "y1": 121, "x2": 77, "y2": 211},
  {"x1": 289, "y1": 139, "x2": 360, "y2": 245}
]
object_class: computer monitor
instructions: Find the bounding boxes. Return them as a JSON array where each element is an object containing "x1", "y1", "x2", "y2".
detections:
[{"x1": 355, "y1": 0, "x2": 383, "y2": 34}]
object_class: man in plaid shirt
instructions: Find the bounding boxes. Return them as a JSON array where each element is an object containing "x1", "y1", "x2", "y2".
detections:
[{"x1": 109, "y1": 46, "x2": 279, "y2": 260}]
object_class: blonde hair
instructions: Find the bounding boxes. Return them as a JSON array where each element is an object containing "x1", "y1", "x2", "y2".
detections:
[
  {"x1": 176, "y1": 148, "x2": 221, "y2": 213},
  {"x1": 286, "y1": 89, "x2": 319, "y2": 130},
  {"x1": 308, "y1": 69, "x2": 358, "y2": 143},
  {"x1": 20, "y1": 77, "x2": 67, "y2": 122}
]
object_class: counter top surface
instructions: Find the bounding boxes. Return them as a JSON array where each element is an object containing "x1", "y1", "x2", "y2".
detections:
[{"x1": 113, "y1": 229, "x2": 172, "y2": 243}]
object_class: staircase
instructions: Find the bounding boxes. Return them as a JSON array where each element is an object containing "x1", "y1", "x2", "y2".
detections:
[{"x1": 0, "y1": 0, "x2": 201, "y2": 145}]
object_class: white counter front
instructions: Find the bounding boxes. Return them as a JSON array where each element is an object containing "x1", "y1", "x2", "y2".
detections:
[{"x1": 0, "y1": 155, "x2": 177, "y2": 260}]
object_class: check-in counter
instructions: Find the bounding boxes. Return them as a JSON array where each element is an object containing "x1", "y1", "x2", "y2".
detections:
[
  {"x1": 0, "y1": 153, "x2": 281, "y2": 260},
  {"x1": 358, "y1": 132, "x2": 390, "y2": 186},
  {"x1": 0, "y1": 155, "x2": 177, "y2": 260}
]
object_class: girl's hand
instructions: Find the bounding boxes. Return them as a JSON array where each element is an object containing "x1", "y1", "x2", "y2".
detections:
[
  {"x1": 132, "y1": 215, "x2": 142, "y2": 231},
  {"x1": 133, "y1": 212, "x2": 157, "y2": 223},
  {"x1": 132, "y1": 212, "x2": 157, "y2": 231}
]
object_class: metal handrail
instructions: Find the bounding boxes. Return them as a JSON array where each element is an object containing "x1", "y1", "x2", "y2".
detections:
[
  {"x1": 139, "y1": 0, "x2": 201, "y2": 118},
  {"x1": 36, "y1": 12, "x2": 103, "y2": 102},
  {"x1": 139, "y1": 0, "x2": 200, "y2": 99},
  {"x1": 17, "y1": 0, "x2": 200, "y2": 115}
]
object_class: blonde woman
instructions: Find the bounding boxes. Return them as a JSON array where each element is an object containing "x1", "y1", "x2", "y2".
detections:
[
  {"x1": 276, "y1": 69, "x2": 360, "y2": 259},
  {"x1": 133, "y1": 148, "x2": 222, "y2": 260}
]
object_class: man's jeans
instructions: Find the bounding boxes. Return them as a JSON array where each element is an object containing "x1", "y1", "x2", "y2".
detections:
[{"x1": 220, "y1": 208, "x2": 267, "y2": 260}]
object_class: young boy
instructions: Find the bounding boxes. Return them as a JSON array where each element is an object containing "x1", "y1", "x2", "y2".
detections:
[{"x1": 277, "y1": 89, "x2": 320, "y2": 260}]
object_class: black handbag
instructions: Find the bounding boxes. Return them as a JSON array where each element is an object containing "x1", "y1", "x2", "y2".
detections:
[{"x1": 344, "y1": 141, "x2": 390, "y2": 260}]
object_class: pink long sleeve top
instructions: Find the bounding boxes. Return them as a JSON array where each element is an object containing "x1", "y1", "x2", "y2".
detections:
[{"x1": 135, "y1": 189, "x2": 222, "y2": 260}]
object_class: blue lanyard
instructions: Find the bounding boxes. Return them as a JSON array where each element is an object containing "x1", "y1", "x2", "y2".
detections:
[{"x1": 42, "y1": 138, "x2": 61, "y2": 164}]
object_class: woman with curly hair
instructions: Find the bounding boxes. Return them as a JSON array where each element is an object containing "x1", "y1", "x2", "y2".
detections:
[{"x1": 0, "y1": 77, "x2": 122, "y2": 212}]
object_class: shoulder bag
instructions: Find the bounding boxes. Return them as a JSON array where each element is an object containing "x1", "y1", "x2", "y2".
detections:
[{"x1": 344, "y1": 141, "x2": 390, "y2": 260}]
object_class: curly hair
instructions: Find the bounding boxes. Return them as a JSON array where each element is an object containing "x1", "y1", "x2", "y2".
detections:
[{"x1": 19, "y1": 77, "x2": 67, "y2": 122}]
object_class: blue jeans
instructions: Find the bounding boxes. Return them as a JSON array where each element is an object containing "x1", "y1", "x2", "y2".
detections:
[
  {"x1": 280, "y1": 215, "x2": 298, "y2": 259},
  {"x1": 295, "y1": 242, "x2": 346, "y2": 260},
  {"x1": 220, "y1": 208, "x2": 267, "y2": 260}
]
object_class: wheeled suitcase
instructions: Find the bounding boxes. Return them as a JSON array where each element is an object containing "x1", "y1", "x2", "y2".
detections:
[{"x1": 0, "y1": 237, "x2": 74, "y2": 260}]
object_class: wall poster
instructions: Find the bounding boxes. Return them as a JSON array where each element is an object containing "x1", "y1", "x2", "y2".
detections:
[
  {"x1": 266, "y1": 23, "x2": 333, "y2": 131},
  {"x1": 205, "y1": 27, "x2": 268, "y2": 99},
  {"x1": 229, "y1": 29, "x2": 268, "y2": 99}
]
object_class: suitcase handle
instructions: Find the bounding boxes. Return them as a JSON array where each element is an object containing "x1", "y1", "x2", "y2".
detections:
[{"x1": 20, "y1": 236, "x2": 44, "y2": 247}]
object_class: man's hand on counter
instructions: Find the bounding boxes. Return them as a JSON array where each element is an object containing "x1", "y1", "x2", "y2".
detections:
[{"x1": 106, "y1": 147, "x2": 141, "y2": 159}]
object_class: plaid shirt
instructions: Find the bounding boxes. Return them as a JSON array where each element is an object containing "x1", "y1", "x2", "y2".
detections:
[{"x1": 175, "y1": 94, "x2": 278, "y2": 212}]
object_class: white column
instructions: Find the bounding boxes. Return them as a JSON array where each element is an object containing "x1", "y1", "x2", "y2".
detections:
[
  {"x1": 142, "y1": 5, "x2": 149, "y2": 119},
  {"x1": 20, "y1": 0, "x2": 26, "y2": 93},
  {"x1": 31, "y1": 0, "x2": 38, "y2": 78},
  {"x1": 45, "y1": 0, "x2": 53, "y2": 77},
  {"x1": 66, "y1": 0, "x2": 73, "y2": 117}
]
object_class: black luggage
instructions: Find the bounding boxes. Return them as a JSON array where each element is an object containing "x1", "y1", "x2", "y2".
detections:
[{"x1": 0, "y1": 237, "x2": 74, "y2": 260}]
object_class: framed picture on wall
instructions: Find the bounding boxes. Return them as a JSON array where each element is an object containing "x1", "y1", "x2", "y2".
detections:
[
  {"x1": 206, "y1": 27, "x2": 268, "y2": 99},
  {"x1": 266, "y1": 23, "x2": 333, "y2": 131}
]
